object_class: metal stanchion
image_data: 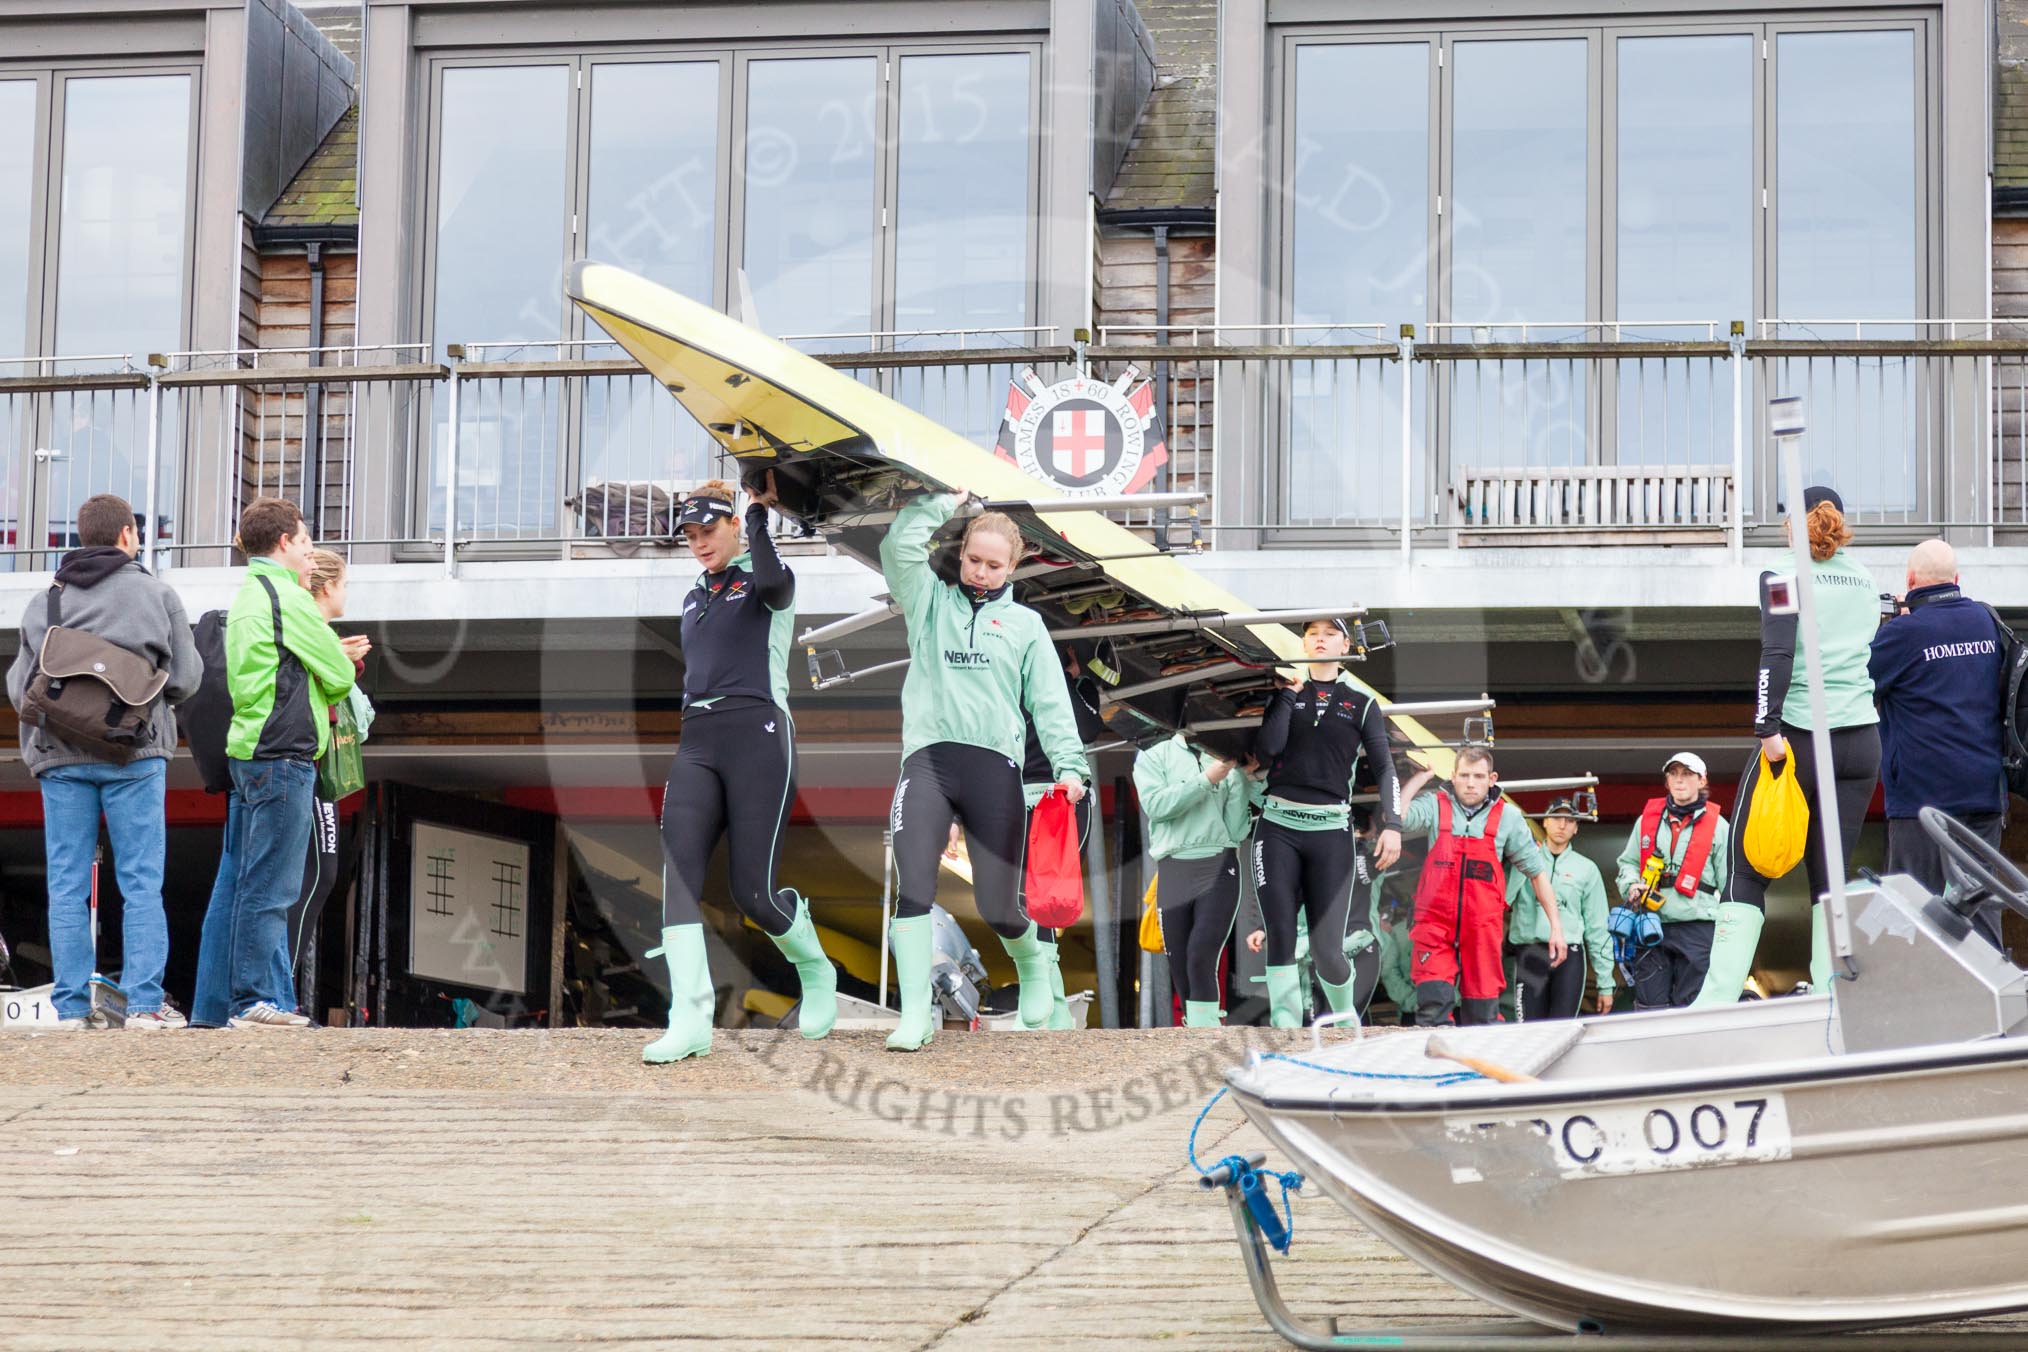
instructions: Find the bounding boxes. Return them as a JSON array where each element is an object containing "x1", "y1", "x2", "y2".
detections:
[{"x1": 878, "y1": 828, "x2": 894, "y2": 1009}]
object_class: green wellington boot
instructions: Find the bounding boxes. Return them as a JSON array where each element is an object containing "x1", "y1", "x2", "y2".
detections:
[
  {"x1": 1318, "y1": 974, "x2": 1359, "y2": 1018},
  {"x1": 1042, "y1": 941, "x2": 1075, "y2": 1030},
  {"x1": 1265, "y1": 965, "x2": 1304, "y2": 1029},
  {"x1": 1001, "y1": 920, "x2": 1055, "y2": 1030},
  {"x1": 1809, "y1": 901, "x2": 1831, "y2": 991},
  {"x1": 643, "y1": 924, "x2": 714, "y2": 1064},
  {"x1": 886, "y1": 914, "x2": 937, "y2": 1052},
  {"x1": 767, "y1": 890, "x2": 837, "y2": 1040},
  {"x1": 1183, "y1": 1000, "x2": 1224, "y2": 1028},
  {"x1": 1690, "y1": 901, "x2": 1765, "y2": 1007}
]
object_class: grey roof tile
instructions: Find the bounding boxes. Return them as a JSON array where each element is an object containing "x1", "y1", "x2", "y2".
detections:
[{"x1": 1106, "y1": 0, "x2": 1217, "y2": 211}]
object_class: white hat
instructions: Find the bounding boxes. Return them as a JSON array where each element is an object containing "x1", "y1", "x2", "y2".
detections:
[{"x1": 1663, "y1": 752, "x2": 1708, "y2": 777}]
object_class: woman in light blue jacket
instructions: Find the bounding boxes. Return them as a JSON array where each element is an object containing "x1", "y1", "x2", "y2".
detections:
[{"x1": 1135, "y1": 734, "x2": 1260, "y2": 1026}]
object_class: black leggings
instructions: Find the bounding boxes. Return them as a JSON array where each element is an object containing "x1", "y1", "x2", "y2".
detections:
[
  {"x1": 1252, "y1": 818, "x2": 1374, "y2": 998},
  {"x1": 1724, "y1": 722, "x2": 1881, "y2": 912},
  {"x1": 284, "y1": 795, "x2": 341, "y2": 1011},
  {"x1": 660, "y1": 703, "x2": 797, "y2": 936},
  {"x1": 1158, "y1": 851, "x2": 1241, "y2": 1004},
  {"x1": 1514, "y1": 942, "x2": 1585, "y2": 1021},
  {"x1": 1024, "y1": 791, "x2": 1092, "y2": 945},
  {"x1": 894, "y1": 742, "x2": 1029, "y2": 939}
]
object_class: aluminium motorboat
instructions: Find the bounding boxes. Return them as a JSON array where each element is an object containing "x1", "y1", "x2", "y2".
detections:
[{"x1": 1209, "y1": 810, "x2": 2028, "y2": 1345}]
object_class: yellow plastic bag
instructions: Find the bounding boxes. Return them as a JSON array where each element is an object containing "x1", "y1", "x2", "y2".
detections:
[
  {"x1": 1139, "y1": 877, "x2": 1165, "y2": 953},
  {"x1": 1742, "y1": 750, "x2": 1810, "y2": 878}
]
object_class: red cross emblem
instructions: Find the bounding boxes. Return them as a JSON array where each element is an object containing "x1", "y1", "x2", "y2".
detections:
[{"x1": 1049, "y1": 408, "x2": 1107, "y2": 478}]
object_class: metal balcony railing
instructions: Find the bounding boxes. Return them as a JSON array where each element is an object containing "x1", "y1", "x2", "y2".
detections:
[{"x1": 0, "y1": 321, "x2": 2021, "y2": 573}]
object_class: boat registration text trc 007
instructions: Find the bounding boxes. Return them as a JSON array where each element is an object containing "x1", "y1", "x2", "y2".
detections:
[{"x1": 1442, "y1": 1093, "x2": 1794, "y2": 1183}]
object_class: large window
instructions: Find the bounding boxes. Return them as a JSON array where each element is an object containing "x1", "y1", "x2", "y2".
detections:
[
  {"x1": 0, "y1": 80, "x2": 34, "y2": 362},
  {"x1": 53, "y1": 75, "x2": 191, "y2": 363},
  {"x1": 585, "y1": 61, "x2": 720, "y2": 305},
  {"x1": 429, "y1": 65, "x2": 571, "y2": 540},
  {"x1": 419, "y1": 44, "x2": 1038, "y2": 544},
  {"x1": 891, "y1": 51, "x2": 1037, "y2": 442},
  {"x1": 1285, "y1": 42, "x2": 1429, "y2": 525},
  {"x1": 1450, "y1": 38, "x2": 1590, "y2": 470},
  {"x1": 1279, "y1": 15, "x2": 1931, "y2": 524},
  {"x1": 1613, "y1": 33, "x2": 1753, "y2": 468},
  {"x1": 0, "y1": 68, "x2": 195, "y2": 564},
  {"x1": 1773, "y1": 29, "x2": 1919, "y2": 513},
  {"x1": 742, "y1": 56, "x2": 881, "y2": 346}
]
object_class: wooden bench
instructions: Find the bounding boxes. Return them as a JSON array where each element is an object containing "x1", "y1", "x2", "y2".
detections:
[{"x1": 1449, "y1": 464, "x2": 1733, "y2": 546}]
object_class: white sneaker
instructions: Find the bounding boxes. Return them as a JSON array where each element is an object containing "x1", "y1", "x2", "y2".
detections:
[
  {"x1": 54, "y1": 1016, "x2": 89, "y2": 1030},
  {"x1": 125, "y1": 1008, "x2": 188, "y2": 1030},
  {"x1": 227, "y1": 1001, "x2": 312, "y2": 1029}
]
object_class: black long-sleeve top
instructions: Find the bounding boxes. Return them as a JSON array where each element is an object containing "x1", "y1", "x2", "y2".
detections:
[
  {"x1": 678, "y1": 503, "x2": 795, "y2": 711},
  {"x1": 1023, "y1": 672, "x2": 1105, "y2": 786},
  {"x1": 1753, "y1": 572, "x2": 1798, "y2": 738},
  {"x1": 1255, "y1": 676, "x2": 1402, "y2": 830}
]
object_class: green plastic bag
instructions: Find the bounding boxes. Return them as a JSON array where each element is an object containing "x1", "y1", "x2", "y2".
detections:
[{"x1": 318, "y1": 692, "x2": 366, "y2": 800}]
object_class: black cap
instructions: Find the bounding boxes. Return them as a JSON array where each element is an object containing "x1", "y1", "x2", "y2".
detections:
[
  {"x1": 1802, "y1": 485, "x2": 1842, "y2": 515},
  {"x1": 1305, "y1": 617, "x2": 1351, "y2": 641},
  {"x1": 1544, "y1": 796, "x2": 1580, "y2": 818},
  {"x1": 675, "y1": 494, "x2": 737, "y2": 529}
]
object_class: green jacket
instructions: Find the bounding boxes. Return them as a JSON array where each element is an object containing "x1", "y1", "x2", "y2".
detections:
[
  {"x1": 1506, "y1": 845, "x2": 1615, "y2": 992},
  {"x1": 1773, "y1": 551, "x2": 1881, "y2": 731},
  {"x1": 1134, "y1": 734, "x2": 1257, "y2": 860},
  {"x1": 226, "y1": 558, "x2": 355, "y2": 761},
  {"x1": 880, "y1": 494, "x2": 1088, "y2": 782},
  {"x1": 1376, "y1": 914, "x2": 1416, "y2": 1012},
  {"x1": 1400, "y1": 788, "x2": 1545, "y2": 879},
  {"x1": 1614, "y1": 801, "x2": 1731, "y2": 923}
]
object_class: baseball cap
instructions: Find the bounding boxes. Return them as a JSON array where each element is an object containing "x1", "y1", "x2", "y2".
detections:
[
  {"x1": 1544, "y1": 796, "x2": 1580, "y2": 818},
  {"x1": 1663, "y1": 752, "x2": 1708, "y2": 777},
  {"x1": 1304, "y1": 617, "x2": 1352, "y2": 640},
  {"x1": 1803, "y1": 485, "x2": 1843, "y2": 514},
  {"x1": 675, "y1": 494, "x2": 737, "y2": 529}
]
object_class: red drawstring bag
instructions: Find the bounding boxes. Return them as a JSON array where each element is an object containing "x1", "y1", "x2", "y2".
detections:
[{"x1": 1024, "y1": 787, "x2": 1084, "y2": 929}]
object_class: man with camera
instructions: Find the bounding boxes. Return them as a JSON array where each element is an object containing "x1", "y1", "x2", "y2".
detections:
[{"x1": 1869, "y1": 540, "x2": 2010, "y2": 942}]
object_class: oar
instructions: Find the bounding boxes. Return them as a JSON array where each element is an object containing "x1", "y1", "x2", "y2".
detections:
[{"x1": 1424, "y1": 1033, "x2": 1537, "y2": 1085}]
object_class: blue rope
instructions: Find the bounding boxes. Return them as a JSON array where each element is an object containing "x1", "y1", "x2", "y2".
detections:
[
  {"x1": 1185, "y1": 1056, "x2": 1482, "y2": 1256},
  {"x1": 1186, "y1": 1086, "x2": 1231, "y2": 1174},
  {"x1": 1254, "y1": 1051, "x2": 1484, "y2": 1086}
]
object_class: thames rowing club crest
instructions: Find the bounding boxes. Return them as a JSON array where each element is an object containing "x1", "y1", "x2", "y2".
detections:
[{"x1": 994, "y1": 369, "x2": 1169, "y2": 497}]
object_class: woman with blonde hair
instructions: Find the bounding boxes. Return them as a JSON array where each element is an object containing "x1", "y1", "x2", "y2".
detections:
[
  {"x1": 279, "y1": 548, "x2": 369, "y2": 1016},
  {"x1": 878, "y1": 485, "x2": 1089, "y2": 1050},
  {"x1": 1696, "y1": 486, "x2": 1881, "y2": 1004},
  {"x1": 646, "y1": 472, "x2": 836, "y2": 1064}
]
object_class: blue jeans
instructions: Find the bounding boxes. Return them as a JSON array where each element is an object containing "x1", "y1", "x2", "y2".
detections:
[
  {"x1": 191, "y1": 792, "x2": 245, "y2": 1027},
  {"x1": 225, "y1": 758, "x2": 317, "y2": 1018},
  {"x1": 40, "y1": 758, "x2": 169, "y2": 1018}
]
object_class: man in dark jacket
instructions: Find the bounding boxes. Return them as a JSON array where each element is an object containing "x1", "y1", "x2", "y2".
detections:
[
  {"x1": 1869, "y1": 539, "x2": 2009, "y2": 938},
  {"x1": 5, "y1": 494, "x2": 202, "y2": 1028}
]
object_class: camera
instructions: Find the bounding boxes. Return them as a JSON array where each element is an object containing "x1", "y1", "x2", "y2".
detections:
[{"x1": 1879, "y1": 592, "x2": 1902, "y2": 620}]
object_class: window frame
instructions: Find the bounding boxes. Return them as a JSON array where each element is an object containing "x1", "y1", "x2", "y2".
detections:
[
  {"x1": 415, "y1": 38, "x2": 1047, "y2": 352},
  {"x1": 409, "y1": 37, "x2": 1044, "y2": 557},
  {"x1": 1, "y1": 58, "x2": 204, "y2": 367},
  {"x1": 0, "y1": 70, "x2": 55, "y2": 365},
  {"x1": 881, "y1": 42, "x2": 1045, "y2": 349},
  {"x1": 1265, "y1": 8, "x2": 1939, "y2": 541},
  {"x1": 0, "y1": 59, "x2": 201, "y2": 570},
  {"x1": 574, "y1": 51, "x2": 737, "y2": 320}
]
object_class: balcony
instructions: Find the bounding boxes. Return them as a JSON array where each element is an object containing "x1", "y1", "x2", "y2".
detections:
[{"x1": 1, "y1": 321, "x2": 2023, "y2": 619}]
